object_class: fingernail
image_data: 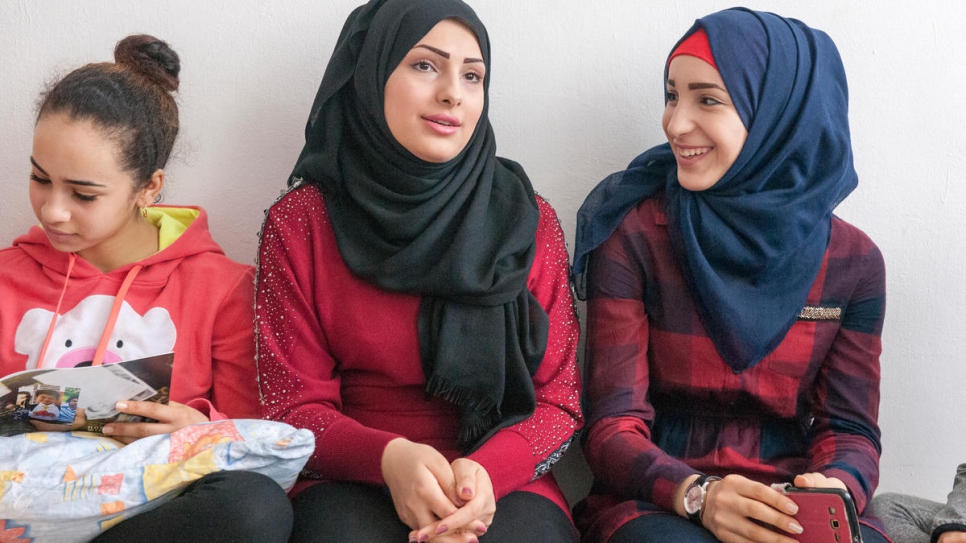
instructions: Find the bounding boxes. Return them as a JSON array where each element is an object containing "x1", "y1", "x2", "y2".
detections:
[
  {"x1": 785, "y1": 502, "x2": 799, "y2": 514},
  {"x1": 435, "y1": 525, "x2": 448, "y2": 535},
  {"x1": 478, "y1": 525, "x2": 487, "y2": 534},
  {"x1": 102, "y1": 425, "x2": 113, "y2": 434},
  {"x1": 790, "y1": 521, "x2": 803, "y2": 534},
  {"x1": 417, "y1": 534, "x2": 429, "y2": 542},
  {"x1": 116, "y1": 401, "x2": 127, "y2": 410},
  {"x1": 462, "y1": 486, "x2": 474, "y2": 498}
]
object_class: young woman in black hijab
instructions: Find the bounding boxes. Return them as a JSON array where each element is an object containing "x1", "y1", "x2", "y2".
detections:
[{"x1": 255, "y1": 1, "x2": 583, "y2": 541}]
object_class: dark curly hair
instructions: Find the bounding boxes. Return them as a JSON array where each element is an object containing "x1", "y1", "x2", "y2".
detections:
[{"x1": 38, "y1": 34, "x2": 180, "y2": 192}]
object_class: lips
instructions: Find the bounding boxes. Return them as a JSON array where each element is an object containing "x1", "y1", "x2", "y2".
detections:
[
  {"x1": 42, "y1": 225, "x2": 76, "y2": 243},
  {"x1": 422, "y1": 114, "x2": 462, "y2": 136},
  {"x1": 424, "y1": 114, "x2": 461, "y2": 127}
]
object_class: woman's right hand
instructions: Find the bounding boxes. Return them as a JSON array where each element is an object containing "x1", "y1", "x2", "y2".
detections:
[
  {"x1": 409, "y1": 457, "x2": 493, "y2": 543},
  {"x1": 699, "y1": 474, "x2": 803, "y2": 543},
  {"x1": 382, "y1": 438, "x2": 478, "y2": 540}
]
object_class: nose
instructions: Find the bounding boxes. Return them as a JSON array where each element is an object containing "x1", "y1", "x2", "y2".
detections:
[
  {"x1": 39, "y1": 191, "x2": 71, "y2": 224},
  {"x1": 664, "y1": 102, "x2": 694, "y2": 139},
  {"x1": 437, "y1": 73, "x2": 463, "y2": 107}
]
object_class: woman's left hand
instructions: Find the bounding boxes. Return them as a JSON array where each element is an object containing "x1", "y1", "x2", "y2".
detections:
[
  {"x1": 102, "y1": 401, "x2": 208, "y2": 444},
  {"x1": 410, "y1": 458, "x2": 494, "y2": 543},
  {"x1": 792, "y1": 472, "x2": 847, "y2": 490}
]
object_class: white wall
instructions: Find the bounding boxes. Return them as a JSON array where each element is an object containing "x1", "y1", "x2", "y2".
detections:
[{"x1": 2, "y1": 1, "x2": 963, "y2": 505}]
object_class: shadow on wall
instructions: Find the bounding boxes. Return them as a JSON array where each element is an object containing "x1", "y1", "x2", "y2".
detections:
[
  {"x1": 555, "y1": 297, "x2": 593, "y2": 507},
  {"x1": 556, "y1": 441, "x2": 594, "y2": 507}
]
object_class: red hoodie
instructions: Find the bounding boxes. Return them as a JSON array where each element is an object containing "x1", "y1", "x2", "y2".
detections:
[{"x1": 0, "y1": 206, "x2": 257, "y2": 420}]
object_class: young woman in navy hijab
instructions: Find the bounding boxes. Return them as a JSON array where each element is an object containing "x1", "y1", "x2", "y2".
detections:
[{"x1": 572, "y1": 8, "x2": 890, "y2": 543}]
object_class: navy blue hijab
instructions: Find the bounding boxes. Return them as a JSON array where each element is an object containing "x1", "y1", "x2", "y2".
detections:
[{"x1": 572, "y1": 8, "x2": 857, "y2": 370}]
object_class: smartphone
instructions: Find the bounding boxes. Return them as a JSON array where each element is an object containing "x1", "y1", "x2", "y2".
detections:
[{"x1": 782, "y1": 486, "x2": 862, "y2": 543}]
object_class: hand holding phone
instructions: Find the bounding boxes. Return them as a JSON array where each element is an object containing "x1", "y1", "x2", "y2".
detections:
[{"x1": 779, "y1": 485, "x2": 862, "y2": 543}]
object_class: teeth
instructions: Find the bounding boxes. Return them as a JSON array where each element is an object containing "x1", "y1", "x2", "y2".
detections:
[
  {"x1": 435, "y1": 119, "x2": 453, "y2": 126},
  {"x1": 679, "y1": 147, "x2": 709, "y2": 158}
]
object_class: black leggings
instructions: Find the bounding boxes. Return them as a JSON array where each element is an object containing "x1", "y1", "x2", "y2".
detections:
[
  {"x1": 289, "y1": 481, "x2": 578, "y2": 543},
  {"x1": 90, "y1": 471, "x2": 293, "y2": 543}
]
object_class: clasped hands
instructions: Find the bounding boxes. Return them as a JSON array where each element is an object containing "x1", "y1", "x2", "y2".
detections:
[
  {"x1": 681, "y1": 472, "x2": 847, "y2": 543},
  {"x1": 382, "y1": 438, "x2": 495, "y2": 543}
]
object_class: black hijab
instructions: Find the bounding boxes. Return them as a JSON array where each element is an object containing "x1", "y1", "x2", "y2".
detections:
[{"x1": 290, "y1": 0, "x2": 548, "y2": 449}]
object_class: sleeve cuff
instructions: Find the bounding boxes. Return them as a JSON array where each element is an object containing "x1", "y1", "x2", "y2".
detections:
[
  {"x1": 821, "y1": 468, "x2": 868, "y2": 512},
  {"x1": 185, "y1": 398, "x2": 224, "y2": 421},
  {"x1": 469, "y1": 430, "x2": 539, "y2": 500},
  {"x1": 307, "y1": 425, "x2": 403, "y2": 486},
  {"x1": 932, "y1": 524, "x2": 966, "y2": 543}
]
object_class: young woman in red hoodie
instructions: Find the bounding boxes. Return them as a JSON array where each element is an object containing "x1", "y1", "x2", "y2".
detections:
[{"x1": 0, "y1": 34, "x2": 291, "y2": 542}]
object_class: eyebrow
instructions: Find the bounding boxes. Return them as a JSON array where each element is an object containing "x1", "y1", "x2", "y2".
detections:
[
  {"x1": 29, "y1": 156, "x2": 48, "y2": 175},
  {"x1": 665, "y1": 79, "x2": 727, "y2": 92},
  {"x1": 413, "y1": 44, "x2": 483, "y2": 65},
  {"x1": 30, "y1": 156, "x2": 107, "y2": 188},
  {"x1": 688, "y1": 82, "x2": 726, "y2": 91}
]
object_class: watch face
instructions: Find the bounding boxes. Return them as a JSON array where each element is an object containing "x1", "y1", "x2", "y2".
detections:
[{"x1": 685, "y1": 485, "x2": 703, "y2": 515}]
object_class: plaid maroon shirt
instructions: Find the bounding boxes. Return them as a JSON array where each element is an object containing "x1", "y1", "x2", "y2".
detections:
[{"x1": 576, "y1": 196, "x2": 886, "y2": 542}]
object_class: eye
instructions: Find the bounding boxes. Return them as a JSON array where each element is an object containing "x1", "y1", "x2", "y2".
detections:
[
  {"x1": 30, "y1": 174, "x2": 51, "y2": 185},
  {"x1": 73, "y1": 192, "x2": 97, "y2": 203},
  {"x1": 116, "y1": 340, "x2": 124, "y2": 348},
  {"x1": 701, "y1": 96, "x2": 724, "y2": 106},
  {"x1": 65, "y1": 339, "x2": 73, "y2": 348},
  {"x1": 463, "y1": 71, "x2": 484, "y2": 84},
  {"x1": 412, "y1": 60, "x2": 435, "y2": 73},
  {"x1": 665, "y1": 90, "x2": 678, "y2": 102}
]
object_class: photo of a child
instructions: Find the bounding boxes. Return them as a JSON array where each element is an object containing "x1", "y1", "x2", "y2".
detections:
[
  {"x1": 27, "y1": 387, "x2": 62, "y2": 421},
  {"x1": 58, "y1": 394, "x2": 80, "y2": 423}
]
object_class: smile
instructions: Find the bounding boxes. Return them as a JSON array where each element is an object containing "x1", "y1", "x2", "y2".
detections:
[{"x1": 676, "y1": 146, "x2": 711, "y2": 158}]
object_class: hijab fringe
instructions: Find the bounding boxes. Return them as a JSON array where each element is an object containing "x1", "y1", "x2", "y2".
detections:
[{"x1": 425, "y1": 374, "x2": 500, "y2": 447}]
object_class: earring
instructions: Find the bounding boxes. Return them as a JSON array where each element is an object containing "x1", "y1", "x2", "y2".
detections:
[{"x1": 140, "y1": 207, "x2": 149, "y2": 219}]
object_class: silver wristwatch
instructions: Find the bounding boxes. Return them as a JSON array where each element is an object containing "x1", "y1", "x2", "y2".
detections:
[{"x1": 684, "y1": 475, "x2": 722, "y2": 525}]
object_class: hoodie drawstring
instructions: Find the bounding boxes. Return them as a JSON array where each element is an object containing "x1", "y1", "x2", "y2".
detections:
[
  {"x1": 38, "y1": 253, "x2": 143, "y2": 367},
  {"x1": 37, "y1": 253, "x2": 76, "y2": 367},
  {"x1": 90, "y1": 265, "x2": 142, "y2": 366}
]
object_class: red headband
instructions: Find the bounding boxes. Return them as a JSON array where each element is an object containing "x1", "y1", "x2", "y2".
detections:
[{"x1": 668, "y1": 28, "x2": 717, "y2": 70}]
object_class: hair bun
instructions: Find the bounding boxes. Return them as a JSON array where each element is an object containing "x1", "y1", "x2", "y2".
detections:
[{"x1": 114, "y1": 34, "x2": 180, "y2": 92}]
